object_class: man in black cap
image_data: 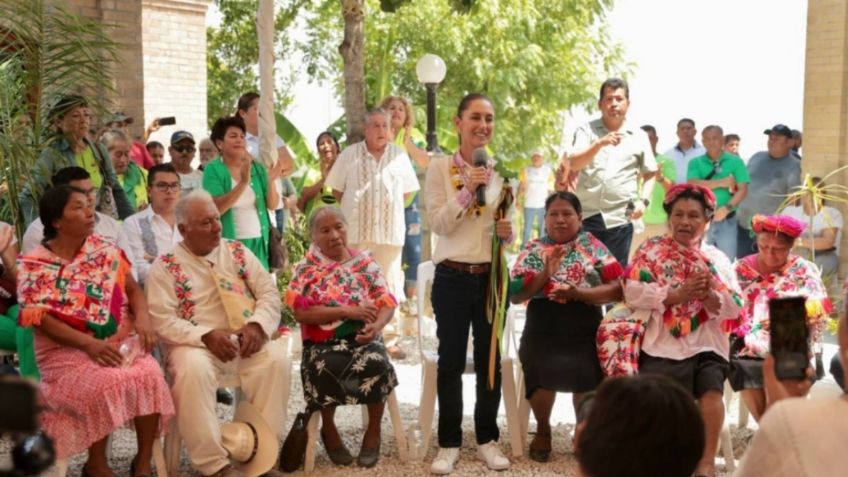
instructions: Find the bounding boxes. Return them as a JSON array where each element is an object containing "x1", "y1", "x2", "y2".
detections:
[
  {"x1": 734, "y1": 124, "x2": 802, "y2": 258},
  {"x1": 169, "y1": 130, "x2": 204, "y2": 195}
]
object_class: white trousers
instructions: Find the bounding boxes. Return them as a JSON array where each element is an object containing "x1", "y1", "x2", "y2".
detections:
[
  {"x1": 166, "y1": 340, "x2": 289, "y2": 476},
  {"x1": 353, "y1": 242, "x2": 404, "y2": 346}
]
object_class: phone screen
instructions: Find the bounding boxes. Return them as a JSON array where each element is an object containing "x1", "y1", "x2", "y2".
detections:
[
  {"x1": 158, "y1": 116, "x2": 176, "y2": 126},
  {"x1": 769, "y1": 296, "x2": 809, "y2": 380}
]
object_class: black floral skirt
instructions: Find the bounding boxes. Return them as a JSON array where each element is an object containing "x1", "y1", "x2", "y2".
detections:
[{"x1": 301, "y1": 336, "x2": 398, "y2": 409}]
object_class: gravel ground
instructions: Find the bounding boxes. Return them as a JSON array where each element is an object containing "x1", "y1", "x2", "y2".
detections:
[{"x1": 1, "y1": 332, "x2": 762, "y2": 476}]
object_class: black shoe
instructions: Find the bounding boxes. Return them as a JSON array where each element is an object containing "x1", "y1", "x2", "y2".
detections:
[
  {"x1": 357, "y1": 439, "x2": 381, "y2": 468},
  {"x1": 321, "y1": 429, "x2": 354, "y2": 466},
  {"x1": 216, "y1": 388, "x2": 234, "y2": 405}
]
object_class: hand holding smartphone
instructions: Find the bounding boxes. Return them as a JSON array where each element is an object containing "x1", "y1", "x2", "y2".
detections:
[{"x1": 768, "y1": 296, "x2": 809, "y2": 380}]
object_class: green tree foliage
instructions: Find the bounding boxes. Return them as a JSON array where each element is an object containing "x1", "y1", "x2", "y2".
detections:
[
  {"x1": 0, "y1": 0, "x2": 117, "y2": 230},
  {"x1": 206, "y1": 0, "x2": 307, "y2": 127},
  {"x1": 302, "y1": 0, "x2": 628, "y2": 168}
]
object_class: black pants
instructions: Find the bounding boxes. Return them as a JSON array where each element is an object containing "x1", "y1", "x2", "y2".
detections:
[
  {"x1": 582, "y1": 214, "x2": 633, "y2": 267},
  {"x1": 431, "y1": 264, "x2": 501, "y2": 447},
  {"x1": 737, "y1": 224, "x2": 758, "y2": 259}
]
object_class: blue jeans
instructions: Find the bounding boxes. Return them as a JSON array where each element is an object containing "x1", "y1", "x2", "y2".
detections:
[
  {"x1": 431, "y1": 264, "x2": 502, "y2": 446},
  {"x1": 402, "y1": 196, "x2": 422, "y2": 289},
  {"x1": 274, "y1": 208, "x2": 286, "y2": 235},
  {"x1": 737, "y1": 224, "x2": 758, "y2": 259},
  {"x1": 706, "y1": 215, "x2": 737, "y2": 260},
  {"x1": 523, "y1": 207, "x2": 545, "y2": 245}
]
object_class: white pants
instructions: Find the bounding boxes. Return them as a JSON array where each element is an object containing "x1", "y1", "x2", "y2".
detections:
[
  {"x1": 166, "y1": 340, "x2": 290, "y2": 476},
  {"x1": 353, "y1": 242, "x2": 403, "y2": 346}
]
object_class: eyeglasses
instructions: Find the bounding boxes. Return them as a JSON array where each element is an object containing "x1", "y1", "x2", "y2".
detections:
[
  {"x1": 173, "y1": 146, "x2": 196, "y2": 154},
  {"x1": 153, "y1": 182, "x2": 181, "y2": 192}
]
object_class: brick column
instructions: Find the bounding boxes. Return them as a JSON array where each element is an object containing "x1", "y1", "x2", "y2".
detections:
[
  {"x1": 141, "y1": 0, "x2": 211, "y2": 163},
  {"x1": 802, "y1": 0, "x2": 848, "y2": 275}
]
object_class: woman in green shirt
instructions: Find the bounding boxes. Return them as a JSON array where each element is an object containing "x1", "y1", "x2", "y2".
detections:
[
  {"x1": 18, "y1": 95, "x2": 133, "y2": 227},
  {"x1": 297, "y1": 131, "x2": 341, "y2": 219},
  {"x1": 203, "y1": 116, "x2": 281, "y2": 270},
  {"x1": 102, "y1": 129, "x2": 148, "y2": 211}
]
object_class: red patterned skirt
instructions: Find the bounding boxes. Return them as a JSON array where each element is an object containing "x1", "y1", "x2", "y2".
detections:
[{"x1": 36, "y1": 342, "x2": 175, "y2": 458}]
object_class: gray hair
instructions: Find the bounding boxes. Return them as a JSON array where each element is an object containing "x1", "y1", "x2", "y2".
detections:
[
  {"x1": 364, "y1": 107, "x2": 391, "y2": 126},
  {"x1": 175, "y1": 189, "x2": 215, "y2": 225},
  {"x1": 100, "y1": 128, "x2": 129, "y2": 149},
  {"x1": 308, "y1": 206, "x2": 347, "y2": 235}
]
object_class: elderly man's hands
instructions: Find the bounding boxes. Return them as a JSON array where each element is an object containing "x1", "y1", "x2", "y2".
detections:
[
  {"x1": 202, "y1": 329, "x2": 239, "y2": 362},
  {"x1": 237, "y1": 322, "x2": 267, "y2": 358}
]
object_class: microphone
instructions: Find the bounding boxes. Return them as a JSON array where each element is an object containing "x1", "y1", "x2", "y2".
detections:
[{"x1": 472, "y1": 147, "x2": 489, "y2": 207}]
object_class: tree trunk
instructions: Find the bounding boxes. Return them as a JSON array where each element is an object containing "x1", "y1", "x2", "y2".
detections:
[{"x1": 339, "y1": 0, "x2": 366, "y2": 143}]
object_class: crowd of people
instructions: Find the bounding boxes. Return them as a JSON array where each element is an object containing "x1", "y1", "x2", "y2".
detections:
[{"x1": 0, "y1": 77, "x2": 845, "y2": 477}]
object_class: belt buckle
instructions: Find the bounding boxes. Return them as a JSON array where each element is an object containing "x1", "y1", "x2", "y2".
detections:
[{"x1": 468, "y1": 263, "x2": 483, "y2": 273}]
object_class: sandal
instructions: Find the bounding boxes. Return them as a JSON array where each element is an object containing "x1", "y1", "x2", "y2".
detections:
[{"x1": 528, "y1": 432, "x2": 552, "y2": 463}]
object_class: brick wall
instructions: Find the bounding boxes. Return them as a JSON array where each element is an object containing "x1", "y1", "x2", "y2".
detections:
[
  {"x1": 60, "y1": 0, "x2": 211, "y2": 165},
  {"x1": 141, "y1": 0, "x2": 211, "y2": 164},
  {"x1": 802, "y1": 0, "x2": 848, "y2": 275},
  {"x1": 63, "y1": 0, "x2": 146, "y2": 136}
]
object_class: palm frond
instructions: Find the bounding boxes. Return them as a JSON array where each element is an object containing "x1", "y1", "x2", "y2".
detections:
[{"x1": 0, "y1": 0, "x2": 117, "y2": 234}]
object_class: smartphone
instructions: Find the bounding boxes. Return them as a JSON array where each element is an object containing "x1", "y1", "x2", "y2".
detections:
[
  {"x1": 0, "y1": 378, "x2": 38, "y2": 433},
  {"x1": 769, "y1": 296, "x2": 809, "y2": 380},
  {"x1": 158, "y1": 116, "x2": 176, "y2": 126}
]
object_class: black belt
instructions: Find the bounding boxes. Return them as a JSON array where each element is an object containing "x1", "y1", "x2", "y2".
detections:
[{"x1": 439, "y1": 260, "x2": 491, "y2": 274}]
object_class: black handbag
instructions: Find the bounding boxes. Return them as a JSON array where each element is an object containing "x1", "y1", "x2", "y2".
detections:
[{"x1": 279, "y1": 411, "x2": 310, "y2": 472}]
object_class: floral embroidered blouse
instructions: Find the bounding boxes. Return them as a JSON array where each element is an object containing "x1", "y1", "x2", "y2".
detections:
[
  {"x1": 17, "y1": 234, "x2": 131, "y2": 339},
  {"x1": 624, "y1": 235, "x2": 742, "y2": 360},
  {"x1": 285, "y1": 246, "x2": 397, "y2": 344},
  {"x1": 509, "y1": 232, "x2": 623, "y2": 301},
  {"x1": 732, "y1": 254, "x2": 832, "y2": 359}
]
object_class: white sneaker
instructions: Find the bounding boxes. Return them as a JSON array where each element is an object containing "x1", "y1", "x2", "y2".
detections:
[
  {"x1": 476, "y1": 441, "x2": 510, "y2": 471},
  {"x1": 430, "y1": 447, "x2": 461, "y2": 475}
]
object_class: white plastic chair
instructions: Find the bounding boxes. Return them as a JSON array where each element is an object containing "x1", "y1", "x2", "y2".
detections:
[
  {"x1": 163, "y1": 336, "x2": 291, "y2": 476},
  {"x1": 303, "y1": 389, "x2": 408, "y2": 471},
  {"x1": 720, "y1": 381, "x2": 736, "y2": 472},
  {"x1": 415, "y1": 261, "x2": 523, "y2": 458}
]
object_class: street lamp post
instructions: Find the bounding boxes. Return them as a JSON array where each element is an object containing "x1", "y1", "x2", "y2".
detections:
[{"x1": 416, "y1": 54, "x2": 447, "y2": 152}]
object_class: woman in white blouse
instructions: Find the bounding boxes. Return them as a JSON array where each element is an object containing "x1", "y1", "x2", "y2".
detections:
[{"x1": 424, "y1": 93, "x2": 515, "y2": 475}]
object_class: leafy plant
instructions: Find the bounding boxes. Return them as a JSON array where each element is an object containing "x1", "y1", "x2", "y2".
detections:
[
  {"x1": 277, "y1": 213, "x2": 311, "y2": 327},
  {"x1": 0, "y1": 0, "x2": 117, "y2": 234}
]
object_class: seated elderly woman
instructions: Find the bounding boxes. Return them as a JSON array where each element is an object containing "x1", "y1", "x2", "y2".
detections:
[
  {"x1": 16, "y1": 185, "x2": 174, "y2": 477},
  {"x1": 285, "y1": 206, "x2": 398, "y2": 468},
  {"x1": 728, "y1": 214, "x2": 831, "y2": 422},
  {"x1": 625, "y1": 184, "x2": 742, "y2": 477},
  {"x1": 509, "y1": 191, "x2": 622, "y2": 462}
]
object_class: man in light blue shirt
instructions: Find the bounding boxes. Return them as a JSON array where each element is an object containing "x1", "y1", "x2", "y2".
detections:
[{"x1": 665, "y1": 118, "x2": 706, "y2": 184}]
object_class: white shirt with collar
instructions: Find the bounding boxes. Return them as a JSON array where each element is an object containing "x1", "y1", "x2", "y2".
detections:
[
  {"x1": 146, "y1": 240, "x2": 281, "y2": 347},
  {"x1": 21, "y1": 212, "x2": 121, "y2": 254},
  {"x1": 118, "y1": 206, "x2": 182, "y2": 285},
  {"x1": 665, "y1": 141, "x2": 706, "y2": 184},
  {"x1": 325, "y1": 141, "x2": 420, "y2": 246}
]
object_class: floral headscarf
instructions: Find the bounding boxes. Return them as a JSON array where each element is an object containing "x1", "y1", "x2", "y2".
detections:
[
  {"x1": 751, "y1": 214, "x2": 806, "y2": 239},
  {"x1": 663, "y1": 183, "x2": 717, "y2": 211}
]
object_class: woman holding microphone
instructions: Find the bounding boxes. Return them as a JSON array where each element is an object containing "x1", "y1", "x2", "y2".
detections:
[{"x1": 424, "y1": 93, "x2": 515, "y2": 475}]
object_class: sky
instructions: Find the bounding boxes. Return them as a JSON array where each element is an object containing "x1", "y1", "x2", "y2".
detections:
[{"x1": 209, "y1": 0, "x2": 808, "y2": 160}]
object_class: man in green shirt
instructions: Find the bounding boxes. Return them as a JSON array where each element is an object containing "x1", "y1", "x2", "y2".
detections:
[
  {"x1": 630, "y1": 125, "x2": 676, "y2": 257},
  {"x1": 687, "y1": 125, "x2": 750, "y2": 259}
]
